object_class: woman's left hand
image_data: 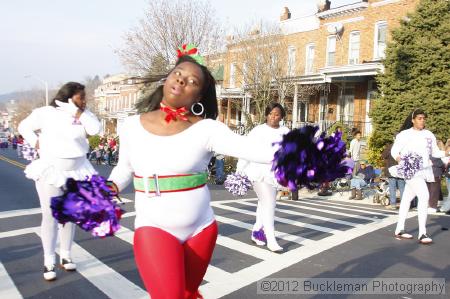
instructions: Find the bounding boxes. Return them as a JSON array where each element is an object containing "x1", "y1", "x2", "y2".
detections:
[{"x1": 55, "y1": 98, "x2": 82, "y2": 117}]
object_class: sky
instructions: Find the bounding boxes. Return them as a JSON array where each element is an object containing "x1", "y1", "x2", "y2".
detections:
[{"x1": 0, "y1": 0, "x2": 355, "y2": 94}]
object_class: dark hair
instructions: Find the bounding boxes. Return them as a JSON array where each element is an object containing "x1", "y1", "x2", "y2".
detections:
[
  {"x1": 399, "y1": 108, "x2": 427, "y2": 132},
  {"x1": 136, "y1": 55, "x2": 218, "y2": 119},
  {"x1": 353, "y1": 130, "x2": 361, "y2": 137},
  {"x1": 264, "y1": 102, "x2": 286, "y2": 119},
  {"x1": 50, "y1": 82, "x2": 85, "y2": 107}
]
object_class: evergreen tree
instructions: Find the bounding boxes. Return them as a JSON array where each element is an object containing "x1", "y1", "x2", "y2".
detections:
[{"x1": 369, "y1": 0, "x2": 450, "y2": 164}]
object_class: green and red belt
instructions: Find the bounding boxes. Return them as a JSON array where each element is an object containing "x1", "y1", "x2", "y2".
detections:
[{"x1": 133, "y1": 172, "x2": 207, "y2": 196}]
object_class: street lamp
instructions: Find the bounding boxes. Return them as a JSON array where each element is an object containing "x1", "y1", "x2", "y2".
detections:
[{"x1": 24, "y1": 75, "x2": 49, "y2": 106}]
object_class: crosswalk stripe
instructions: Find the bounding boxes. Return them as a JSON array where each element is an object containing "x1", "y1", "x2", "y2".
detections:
[
  {"x1": 122, "y1": 211, "x2": 136, "y2": 218},
  {"x1": 213, "y1": 203, "x2": 337, "y2": 234},
  {"x1": 0, "y1": 227, "x2": 38, "y2": 239},
  {"x1": 0, "y1": 208, "x2": 41, "y2": 219},
  {"x1": 203, "y1": 264, "x2": 233, "y2": 282},
  {"x1": 274, "y1": 201, "x2": 381, "y2": 221},
  {"x1": 115, "y1": 226, "x2": 135, "y2": 244},
  {"x1": 216, "y1": 235, "x2": 277, "y2": 261},
  {"x1": 32, "y1": 230, "x2": 149, "y2": 299},
  {"x1": 294, "y1": 200, "x2": 390, "y2": 216},
  {"x1": 238, "y1": 201, "x2": 359, "y2": 228},
  {"x1": 0, "y1": 261, "x2": 23, "y2": 299},
  {"x1": 200, "y1": 211, "x2": 411, "y2": 299},
  {"x1": 296, "y1": 199, "x2": 396, "y2": 214},
  {"x1": 213, "y1": 215, "x2": 313, "y2": 245}
]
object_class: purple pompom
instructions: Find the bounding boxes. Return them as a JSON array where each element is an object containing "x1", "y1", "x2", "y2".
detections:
[
  {"x1": 51, "y1": 175, "x2": 124, "y2": 238},
  {"x1": 224, "y1": 172, "x2": 252, "y2": 196},
  {"x1": 397, "y1": 152, "x2": 423, "y2": 180},
  {"x1": 272, "y1": 126, "x2": 348, "y2": 190}
]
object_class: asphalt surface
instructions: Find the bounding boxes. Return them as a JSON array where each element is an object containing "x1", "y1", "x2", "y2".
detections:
[{"x1": 0, "y1": 147, "x2": 449, "y2": 299}]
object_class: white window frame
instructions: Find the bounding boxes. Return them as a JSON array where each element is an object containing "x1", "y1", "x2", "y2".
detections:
[
  {"x1": 373, "y1": 21, "x2": 388, "y2": 60},
  {"x1": 348, "y1": 31, "x2": 360, "y2": 65},
  {"x1": 287, "y1": 46, "x2": 296, "y2": 76},
  {"x1": 326, "y1": 35, "x2": 336, "y2": 67},
  {"x1": 242, "y1": 62, "x2": 248, "y2": 85},
  {"x1": 270, "y1": 54, "x2": 278, "y2": 80},
  {"x1": 229, "y1": 63, "x2": 236, "y2": 88},
  {"x1": 305, "y1": 43, "x2": 315, "y2": 74}
]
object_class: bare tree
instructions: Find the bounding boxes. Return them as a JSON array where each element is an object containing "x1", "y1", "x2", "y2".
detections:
[
  {"x1": 83, "y1": 75, "x2": 102, "y2": 114},
  {"x1": 228, "y1": 22, "x2": 295, "y2": 129},
  {"x1": 9, "y1": 90, "x2": 45, "y2": 132},
  {"x1": 118, "y1": 0, "x2": 223, "y2": 74}
]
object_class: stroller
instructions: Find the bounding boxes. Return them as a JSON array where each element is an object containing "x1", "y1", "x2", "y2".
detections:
[
  {"x1": 331, "y1": 174, "x2": 352, "y2": 196},
  {"x1": 372, "y1": 177, "x2": 390, "y2": 206}
]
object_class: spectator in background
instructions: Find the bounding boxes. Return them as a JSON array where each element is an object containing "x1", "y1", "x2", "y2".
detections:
[
  {"x1": 349, "y1": 160, "x2": 375, "y2": 200},
  {"x1": 95, "y1": 147, "x2": 102, "y2": 165},
  {"x1": 440, "y1": 140, "x2": 450, "y2": 213},
  {"x1": 214, "y1": 153, "x2": 225, "y2": 184},
  {"x1": 349, "y1": 130, "x2": 362, "y2": 174},
  {"x1": 427, "y1": 140, "x2": 446, "y2": 213},
  {"x1": 382, "y1": 142, "x2": 405, "y2": 210}
]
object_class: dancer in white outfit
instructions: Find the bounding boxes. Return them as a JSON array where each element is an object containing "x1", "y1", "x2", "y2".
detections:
[
  {"x1": 18, "y1": 82, "x2": 101, "y2": 280},
  {"x1": 391, "y1": 109, "x2": 449, "y2": 244},
  {"x1": 108, "y1": 49, "x2": 276, "y2": 299},
  {"x1": 237, "y1": 103, "x2": 289, "y2": 252}
]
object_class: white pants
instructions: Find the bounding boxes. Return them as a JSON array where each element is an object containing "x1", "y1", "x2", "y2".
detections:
[
  {"x1": 252, "y1": 182, "x2": 279, "y2": 246},
  {"x1": 395, "y1": 177, "x2": 429, "y2": 238},
  {"x1": 35, "y1": 180, "x2": 75, "y2": 266}
]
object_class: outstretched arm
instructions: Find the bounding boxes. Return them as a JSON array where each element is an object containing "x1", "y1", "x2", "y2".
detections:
[{"x1": 206, "y1": 121, "x2": 275, "y2": 164}]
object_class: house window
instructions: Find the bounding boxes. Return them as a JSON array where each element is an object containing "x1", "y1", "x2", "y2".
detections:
[
  {"x1": 270, "y1": 54, "x2": 278, "y2": 79},
  {"x1": 326, "y1": 36, "x2": 336, "y2": 66},
  {"x1": 298, "y1": 101, "x2": 308, "y2": 122},
  {"x1": 287, "y1": 46, "x2": 296, "y2": 76},
  {"x1": 242, "y1": 62, "x2": 247, "y2": 85},
  {"x1": 305, "y1": 44, "x2": 315, "y2": 74},
  {"x1": 229, "y1": 63, "x2": 235, "y2": 88},
  {"x1": 348, "y1": 31, "x2": 360, "y2": 65},
  {"x1": 374, "y1": 21, "x2": 387, "y2": 59}
]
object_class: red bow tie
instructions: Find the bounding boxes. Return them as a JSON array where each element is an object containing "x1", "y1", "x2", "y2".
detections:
[{"x1": 160, "y1": 102, "x2": 189, "y2": 123}]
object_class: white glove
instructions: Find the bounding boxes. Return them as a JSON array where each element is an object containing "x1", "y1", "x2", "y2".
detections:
[{"x1": 55, "y1": 98, "x2": 79, "y2": 117}]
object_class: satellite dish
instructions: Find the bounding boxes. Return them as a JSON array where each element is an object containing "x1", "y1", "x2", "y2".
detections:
[{"x1": 327, "y1": 23, "x2": 344, "y2": 34}]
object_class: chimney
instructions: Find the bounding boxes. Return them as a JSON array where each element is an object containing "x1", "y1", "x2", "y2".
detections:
[
  {"x1": 280, "y1": 7, "x2": 291, "y2": 21},
  {"x1": 316, "y1": 0, "x2": 331, "y2": 13}
]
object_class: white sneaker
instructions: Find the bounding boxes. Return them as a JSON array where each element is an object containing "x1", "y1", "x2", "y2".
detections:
[
  {"x1": 60, "y1": 258, "x2": 76, "y2": 271},
  {"x1": 428, "y1": 208, "x2": 437, "y2": 214},
  {"x1": 267, "y1": 243, "x2": 284, "y2": 253},
  {"x1": 251, "y1": 235, "x2": 265, "y2": 246},
  {"x1": 419, "y1": 234, "x2": 432, "y2": 245},
  {"x1": 43, "y1": 265, "x2": 56, "y2": 281}
]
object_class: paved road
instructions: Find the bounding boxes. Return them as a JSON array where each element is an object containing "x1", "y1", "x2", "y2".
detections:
[{"x1": 0, "y1": 148, "x2": 449, "y2": 299}]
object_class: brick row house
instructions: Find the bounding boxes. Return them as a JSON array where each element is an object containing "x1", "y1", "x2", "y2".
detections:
[
  {"x1": 94, "y1": 74, "x2": 144, "y2": 135},
  {"x1": 211, "y1": 0, "x2": 419, "y2": 136}
]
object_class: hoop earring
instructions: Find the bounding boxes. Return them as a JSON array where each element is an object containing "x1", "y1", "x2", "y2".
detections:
[{"x1": 191, "y1": 102, "x2": 204, "y2": 116}]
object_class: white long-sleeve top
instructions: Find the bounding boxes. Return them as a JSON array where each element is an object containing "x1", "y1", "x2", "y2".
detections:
[
  {"x1": 108, "y1": 115, "x2": 274, "y2": 241},
  {"x1": 236, "y1": 123, "x2": 289, "y2": 186},
  {"x1": 349, "y1": 138, "x2": 362, "y2": 161},
  {"x1": 18, "y1": 106, "x2": 101, "y2": 159},
  {"x1": 391, "y1": 128, "x2": 445, "y2": 182}
]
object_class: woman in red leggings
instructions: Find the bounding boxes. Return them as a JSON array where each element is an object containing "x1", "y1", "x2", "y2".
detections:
[{"x1": 108, "y1": 45, "x2": 275, "y2": 299}]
